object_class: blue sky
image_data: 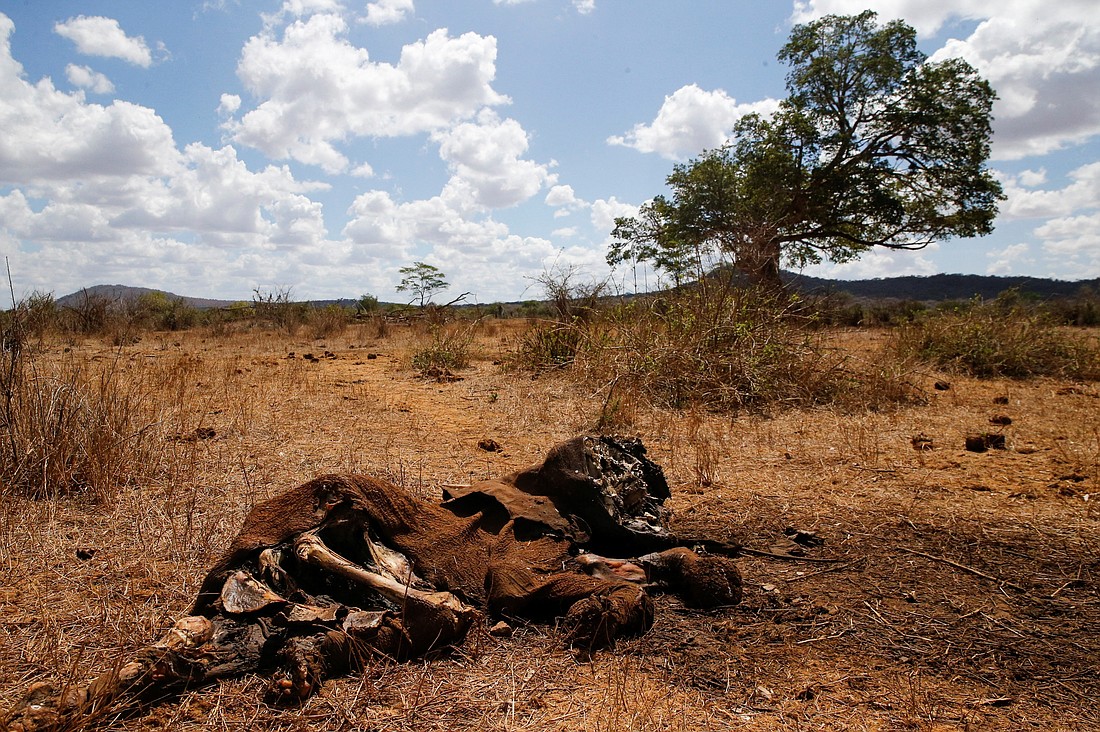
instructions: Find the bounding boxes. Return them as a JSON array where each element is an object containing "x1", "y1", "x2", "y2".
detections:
[{"x1": 0, "y1": 0, "x2": 1097, "y2": 303}]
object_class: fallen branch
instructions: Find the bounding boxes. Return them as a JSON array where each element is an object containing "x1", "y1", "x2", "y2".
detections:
[
  {"x1": 784, "y1": 559, "x2": 862, "y2": 582},
  {"x1": 897, "y1": 547, "x2": 1027, "y2": 592},
  {"x1": 739, "y1": 548, "x2": 843, "y2": 563}
]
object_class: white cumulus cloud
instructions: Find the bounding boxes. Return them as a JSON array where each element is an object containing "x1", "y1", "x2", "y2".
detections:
[
  {"x1": 54, "y1": 15, "x2": 153, "y2": 67},
  {"x1": 64, "y1": 64, "x2": 115, "y2": 94},
  {"x1": 227, "y1": 15, "x2": 509, "y2": 173},
  {"x1": 545, "y1": 184, "x2": 584, "y2": 209},
  {"x1": 1033, "y1": 214, "x2": 1100, "y2": 275},
  {"x1": 589, "y1": 196, "x2": 638, "y2": 232},
  {"x1": 986, "y1": 242, "x2": 1033, "y2": 275},
  {"x1": 608, "y1": 84, "x2": 780, "y2": 160},
  {"x1": 363, "y1": 0, "x2": 414, "y2": 26},
  {"x1": 0, "y1": 12, "x2": 336, "y2": 298},
  {"x1": 1001, "y1": 162, "x2": 1100, "y2": 220},
  {"x1": 0, "y1": 18, "x2": 178, "y2": 183},
  {"x1": 433, "y1": 110, "x2": 553, "y2": 210}
]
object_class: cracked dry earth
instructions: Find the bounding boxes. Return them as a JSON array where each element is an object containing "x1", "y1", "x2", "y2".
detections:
[{"x1": 1, "y1": 322, "x2": 1097, "y2": 731}]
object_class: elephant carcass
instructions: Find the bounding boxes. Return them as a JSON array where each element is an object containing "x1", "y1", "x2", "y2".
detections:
[{"x1": 3, "y1": 436, "x2": 741, "y2": 732}]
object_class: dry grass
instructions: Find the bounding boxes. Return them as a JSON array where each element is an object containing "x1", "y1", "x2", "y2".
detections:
[{"x1": 1, "y1": 320, "x2": 1097, "y2": 731}]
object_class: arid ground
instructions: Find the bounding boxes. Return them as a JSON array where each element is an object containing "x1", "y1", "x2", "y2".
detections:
[{"x1": 1, "y1": 320, "x2": 1097, "y2": 731}]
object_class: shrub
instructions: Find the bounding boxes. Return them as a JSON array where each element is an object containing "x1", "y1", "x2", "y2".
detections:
[
  {"x1": 59, "y1": 289, "x2": 116, "y2": 336},
  {"x1": 1, "y1": 305, "x2": 161, "y2": 500},
  {"x1": 307, "y1": 304, "x2": 350, "y2": 340},
  {"x1": 411, "y1": 324, "x2": 473, "y2": 375},
  {"x1": 252, "y1": 287, "x2": 308, "y2": 334},
  {"x1": 136, "y1": 292, "x2": 199, "y2": 331},
  {"x1": 512, "y1": 283, "x2": 918, "y2": 412},
  {"x1": 893, "y1": 293, "x2": 1099, "y2": 379},
  {"x1": 1048, "y1": 287, "x2": 1100, "y2": 327},
  {"x1": 515, "y1": 321, "x2": 583, "y2": 370},
  {"x1": 581, "y1": 288, "x2": 840, "y2": 410}
]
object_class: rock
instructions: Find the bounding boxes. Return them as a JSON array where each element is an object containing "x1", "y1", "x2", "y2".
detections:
[{"x1": 489, "y1": 620, "x2": 513, "y2": 638}]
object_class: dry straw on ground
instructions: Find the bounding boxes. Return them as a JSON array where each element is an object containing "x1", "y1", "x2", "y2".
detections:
[{"x1": 0, "y1": 317, "x2": 1097, "y2": 731}]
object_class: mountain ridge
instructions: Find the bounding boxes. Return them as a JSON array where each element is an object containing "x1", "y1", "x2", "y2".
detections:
[{"x1": 53, "y1": 272, "x2": 1100, "y2": 311}]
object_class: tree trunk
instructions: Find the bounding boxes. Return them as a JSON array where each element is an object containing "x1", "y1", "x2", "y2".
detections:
[{"x1": 737, "y1": 236, "x2": 784, "y2": 290}]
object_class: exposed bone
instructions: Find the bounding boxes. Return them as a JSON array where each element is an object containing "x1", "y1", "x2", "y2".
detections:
[
  {"x1": 361, "y1": 529, "x2": 432, "y2": 590},
  {"x1": 284, "y1": 603, "x2": 341, "y2": 625},
  {"x1": 576, "y1": 553, "x2": 648, "y2": 583},
  {"x1": 153, "y1": 615, "x2": 214, "y2": 651},
  {"x1": 342, "y1": 610, "x2": 389, "y2": 634},
  {"x1": 294, "y1": 532, "x2": 479, "y2": 656},
  {"x1": 258, "y1": 546, "x2": 294, "y2": 594},
  {"x1": 220, "y1": 570, "x2": 287, "y2": 614},
  {"x1": 294, "y1": 532, "x2": 475, "y2": 621}
]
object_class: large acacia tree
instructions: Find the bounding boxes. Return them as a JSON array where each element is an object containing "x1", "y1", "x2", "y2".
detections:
[{"x1": 610, "y1": 11, "x2": 1004, "y2": 287}]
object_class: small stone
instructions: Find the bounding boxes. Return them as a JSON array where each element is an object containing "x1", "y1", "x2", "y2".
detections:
[
  {"x1": 934, "y1": 381, "x2": 951, "y2": 391},
  {"x1": 489, "y1": 620, "x2": 513, "y2": 638}
]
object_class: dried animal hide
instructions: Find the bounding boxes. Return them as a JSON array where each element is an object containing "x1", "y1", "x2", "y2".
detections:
[{"x1": 3, "y1": 436, "x2": 741, "y2": 732}]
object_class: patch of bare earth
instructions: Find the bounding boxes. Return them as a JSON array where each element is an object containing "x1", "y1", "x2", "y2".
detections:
[{"x1": 1, "y1": 322, "x2": 1096, "y2": 731}]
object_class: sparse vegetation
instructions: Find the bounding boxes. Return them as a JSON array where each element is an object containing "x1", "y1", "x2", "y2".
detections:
[
  {"x1": 252, "y1": 286, "x2": 309, "y2": 334},
  {"x1": 0, "y1": 301, "x2": 162, "y2": 501},
  {"x1": 894, "y1": 292, "x2": 1100, "y2": 379},
  {"x1": 307, "y1": 303, "x2": 351, "y2": 340},
  {"x1": 0, "y1": 280, "x2": 1096, "y2": 731},
  {"x1": 410, "y1": 322, "x2": 474, "y2": 375},
  {"x1": 515, "y1": 277, "x2": 920, "y2": 412}
]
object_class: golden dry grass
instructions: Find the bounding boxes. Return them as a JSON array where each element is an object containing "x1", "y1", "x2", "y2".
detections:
[{"x1": 1, "y1": 320, "x2": 1097, "y2": 731}]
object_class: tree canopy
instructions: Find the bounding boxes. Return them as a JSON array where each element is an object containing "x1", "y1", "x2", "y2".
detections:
[
  {"x1": 396, "y1": 262, "x2": 448, "y2": 307},
  {"x1": 609, "y1": 11, "x2": 1004, "y2": 288}
]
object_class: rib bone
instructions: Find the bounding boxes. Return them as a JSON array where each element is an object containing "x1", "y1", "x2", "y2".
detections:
[{"x1": 293, "y1": 531, "x2": 478, "y2": 652}]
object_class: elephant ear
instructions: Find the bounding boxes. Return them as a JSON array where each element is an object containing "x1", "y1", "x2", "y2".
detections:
[
  {"x1": 444, "y1": 435, "x2": 677, "y2": 553},
  {"x1": 441, "y1": 479, "x2": 587, "y2": 542}
]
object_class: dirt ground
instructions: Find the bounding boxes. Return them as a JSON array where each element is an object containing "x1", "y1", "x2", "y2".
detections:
[{"x1": 1, "y1": 321, "x2": 1097, "y2": 731}]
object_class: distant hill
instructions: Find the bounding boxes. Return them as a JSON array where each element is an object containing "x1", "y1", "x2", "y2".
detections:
[
  {"x1": 781, "y1": 272, "x2": 1100, "y2": 301},
  {"x1": 55, "y1": 285, "x2": 237, "y2": 310},
  {"x1": 55, "y1": 273, "x2": 1100, "y2": 313}
]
